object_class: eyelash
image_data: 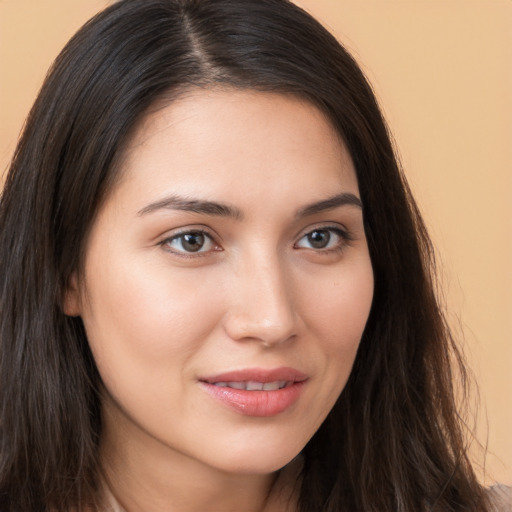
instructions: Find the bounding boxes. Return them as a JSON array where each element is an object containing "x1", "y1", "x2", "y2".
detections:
[
  {"x1": 159, "y1": 225, "x2": 352, "y2": 258},
  {"x1": 160, "y1": 229, "x2": 221, "y2": 258},
  {"x1": 294, "y1": 226, "x2": 352, "y2": 254}
]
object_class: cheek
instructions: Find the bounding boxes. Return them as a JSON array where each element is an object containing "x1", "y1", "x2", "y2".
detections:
[
  {"x1": 300, "y1": 256, "x2": 373, "y2": 398},
  {"x1": 80, "y1": 252, "x2": 224, "y2": 377},
  {"x1": 303, "y1": 258, "x2": 374, "y2": 347}
]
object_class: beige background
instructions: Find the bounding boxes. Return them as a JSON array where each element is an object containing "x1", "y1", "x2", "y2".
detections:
[{"x1": 1, "y1": 0, "x2": 510, "y2": 485}]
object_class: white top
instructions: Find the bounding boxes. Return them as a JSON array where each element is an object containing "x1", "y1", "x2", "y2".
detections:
[{"x1": 489, "y1": 485, "x2": 512, "y2": 511}]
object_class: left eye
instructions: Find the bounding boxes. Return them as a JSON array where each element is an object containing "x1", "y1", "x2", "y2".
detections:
[
  {"x1": 295, "y1": 228, "x2": 346, "y2": 250},
  {"x1": 163, "y1": 231, "x2": 217, "y2": 254}
]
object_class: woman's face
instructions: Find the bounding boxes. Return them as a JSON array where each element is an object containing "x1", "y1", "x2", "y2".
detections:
[{"x1": 66, "y1": 89, "x2": 374, "y2": 475}]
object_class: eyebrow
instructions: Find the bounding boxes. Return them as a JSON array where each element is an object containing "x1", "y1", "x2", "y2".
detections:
[
  {"x1": 137, "y1": 194, "x2": 243, "y2": 219},
  {"x1": 137, "y1": 192, "x2": 362, "y2": 219},
  {"x1": 295, "y1": 193, "x2": 362, "y2": 218}
]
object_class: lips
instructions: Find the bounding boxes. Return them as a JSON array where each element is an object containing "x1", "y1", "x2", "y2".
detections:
[{"x1": 199, "y1": 367, "x2": 307, "y2": 417}]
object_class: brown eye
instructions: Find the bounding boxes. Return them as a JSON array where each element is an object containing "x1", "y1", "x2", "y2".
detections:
[
  {"x1": 307, "y1": 230, "x2": 331, "y2": 249},
  {"x1": 295, "y1": 227, "x2": 348, "y2": 252},
  {"x1": 181, "y1": 232, "x2": 205, "y2": 252},
  {"x1": 164, "y1": 231, "x2": 216, "y2": 254}
]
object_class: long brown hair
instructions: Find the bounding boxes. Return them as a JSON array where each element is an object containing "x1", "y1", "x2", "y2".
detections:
[{"x1": 0, "y1": 0, "x2": 489, "y2": 510}]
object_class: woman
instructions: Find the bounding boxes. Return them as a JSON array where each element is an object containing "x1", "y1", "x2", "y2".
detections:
[{"x1": 0, "y1": 0, "x2": 508, "y2": 510}]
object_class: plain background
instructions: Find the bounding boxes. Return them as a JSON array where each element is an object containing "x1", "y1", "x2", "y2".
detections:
[{"x1": 0, "y1": 0, "x2": 510, "y2": 485}]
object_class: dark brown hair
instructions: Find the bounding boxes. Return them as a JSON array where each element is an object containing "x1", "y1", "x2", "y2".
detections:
[{"x1": 0, "y1": 0, "x2": 489, "y2": 510}]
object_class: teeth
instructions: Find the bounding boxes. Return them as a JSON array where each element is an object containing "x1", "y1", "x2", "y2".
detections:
[
  {"x1": 246, "y1": 381, "x2": 264, "y2": 391},
  {"x1": 212, "y1": 380, "x2": 290, "y2": 390},
  {"x1": 227, "y1": 381, "x2": 245, "y2": 390}
]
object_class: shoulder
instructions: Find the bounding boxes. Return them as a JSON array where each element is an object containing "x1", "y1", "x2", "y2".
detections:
[{"x1": 487, "y1": 485, "x2": 512, "y2": 512}]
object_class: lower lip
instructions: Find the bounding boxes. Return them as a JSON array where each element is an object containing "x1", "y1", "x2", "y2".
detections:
[{"x1": 200, "y1": 381, "x2": 306, "y2": 417}]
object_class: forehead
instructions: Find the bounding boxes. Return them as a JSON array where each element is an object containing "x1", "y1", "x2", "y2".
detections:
[{"x1": 111, "y1": 88, "x2": 359, "y2": 212}]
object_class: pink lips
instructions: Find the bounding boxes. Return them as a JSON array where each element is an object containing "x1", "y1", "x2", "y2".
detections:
[{"x1": 200, "y1": 367, "x2": 308, "y2": 417}]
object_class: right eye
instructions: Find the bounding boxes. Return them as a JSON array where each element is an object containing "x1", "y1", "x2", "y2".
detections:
[{"x1": 161, "y1": 230, "x2": 220, "y2": 256}]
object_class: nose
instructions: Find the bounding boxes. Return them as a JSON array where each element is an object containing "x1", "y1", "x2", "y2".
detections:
[{"x1": 222, "y1": 255, "x2": 298, "y2": 347}]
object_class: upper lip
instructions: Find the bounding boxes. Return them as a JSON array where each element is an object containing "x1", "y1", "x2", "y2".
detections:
[{"x1": 200, "y1": 367, "x2": 308, "y2": 384}]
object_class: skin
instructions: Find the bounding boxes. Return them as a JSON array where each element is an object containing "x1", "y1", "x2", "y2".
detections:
[{"x1": 65, "y1": 89, "x2": 374, "y2": 512}]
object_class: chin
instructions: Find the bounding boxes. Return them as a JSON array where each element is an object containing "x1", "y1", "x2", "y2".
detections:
[{"x1": 203, "y1": 435, "x2": 307, "y2": 476}]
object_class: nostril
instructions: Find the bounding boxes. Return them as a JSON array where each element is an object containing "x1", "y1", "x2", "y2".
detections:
[{"x1": 222, "y1": 308, "x2": 297, "y2": 347}]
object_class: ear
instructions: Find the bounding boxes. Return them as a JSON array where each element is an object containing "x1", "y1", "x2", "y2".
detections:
[{"x1": 62, "y1": 272, "x2": 81, "y2": 317}]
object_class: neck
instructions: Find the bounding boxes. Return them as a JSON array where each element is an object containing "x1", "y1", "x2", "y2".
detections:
[{"x1": 99, "y1": 399, "x2": 299, "y2": 512}]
